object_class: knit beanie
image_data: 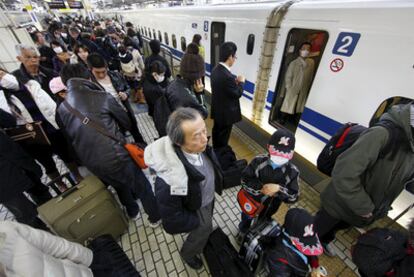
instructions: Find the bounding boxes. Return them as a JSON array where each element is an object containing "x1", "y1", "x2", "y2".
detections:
[
  {"x1": 268, "y1": 129, "x2": 295, "y2": 159},
  {"x1": 179, "y1": 53, "x2": 205, "y2": 81}
]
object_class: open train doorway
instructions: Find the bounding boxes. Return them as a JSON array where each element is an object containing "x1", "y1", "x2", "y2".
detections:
[
  {"x1": 210, "y1": 22, "x2": 225, "y2": 70},
  {"x1": 270, "y1": 28, "x2": 329, "y2": 133}
]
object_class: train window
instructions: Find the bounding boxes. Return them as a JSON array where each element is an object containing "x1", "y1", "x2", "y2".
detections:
[
  {"x1": 246, "y1": 34, "x2": 255, "y2": 55},
  {"x1": 172, "y1": 34, "x2": 177, "y2": 48},
  {"x1": 164, "y1": 32, "x2": 169, "y2": 45},
  {"x1": 181, "y1": 37, "x2": 186, "y2": 51},
  {"x1": 144, "y1": 27, "x2": 147, "y2": 37},
  {"x1": 269, "y1": 29, "x2": 329, "y2": 133},
  {"x1": 158, "y1": 30, "x2": 162, "y2": 42},
  {"x1": 153, "y1": 29, "x2": 157, "y2": 40}
]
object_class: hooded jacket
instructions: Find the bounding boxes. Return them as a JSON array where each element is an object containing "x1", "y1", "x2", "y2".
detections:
[
  {"x1": 145, "y1": 136, "x2": 223, "y2": 234},
  {"x1": 57, "y1": 78, "x2": 132, "y2": 179},
  {"x1": 321, "y1": 103, "x2": 414, "y2": 227}
]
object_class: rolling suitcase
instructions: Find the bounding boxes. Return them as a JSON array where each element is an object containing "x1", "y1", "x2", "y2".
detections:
[
  {"x1": 88, "y1": 234, "x2": 141, "y2": 277},
  {"x1": 37, "y1": 174, "x2": 128, "y2": 244},
  {"x1": 239, "y1": 219, "x2": 281, "y2": 274},
  {"x1": 203, "y1": 227, "x2": 254, "y2": 277}
]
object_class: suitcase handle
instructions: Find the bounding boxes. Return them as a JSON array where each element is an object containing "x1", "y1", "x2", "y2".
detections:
[
  {"x1": 47, "y1": 173, "x2": 78, "y2": 195},
  {"x1": 56, "y1": 186, "x2": 80, "y2": 202}
]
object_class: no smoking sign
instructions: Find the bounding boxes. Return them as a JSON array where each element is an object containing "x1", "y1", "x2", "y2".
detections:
[{"x1": 330, "y1": 58, "x2": 344, "y2": 72}]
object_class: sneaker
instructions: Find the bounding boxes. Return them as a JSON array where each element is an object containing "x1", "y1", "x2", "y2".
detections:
[
  {"x1": 148, "y1": 219, "x2": 161, "y2": 229},
  {"x1": 322, "y1": 242, "x2": 336, "y2": 257},
  {"x1": 182, "y1": 255, "x2": 203, "y2": 270},
  {"x1": 128, "y1": 211, "x2": 140, "y2": 220}
]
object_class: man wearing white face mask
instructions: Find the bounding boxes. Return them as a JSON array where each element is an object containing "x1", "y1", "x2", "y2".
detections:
[
  {"x1": 143, "y1": 60, "x2": 166, "y2": 117},
  {"x1": 280, "y1": 42, "x2": 315, "y2": 117},
  {"x1": 237, "y1": 129, "x2": 300, "y2": 240}
]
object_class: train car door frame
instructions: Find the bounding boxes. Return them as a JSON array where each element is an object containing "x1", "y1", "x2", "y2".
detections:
[{"x1": 210, "y1": 22, "x2": 226, "y2": 70}]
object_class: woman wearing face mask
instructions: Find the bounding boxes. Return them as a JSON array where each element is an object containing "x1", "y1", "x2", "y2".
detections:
[
  {"x1": 143, "y1": 61, "x2": 166, "y2": 117},
  {"x1": 280, "y1": 42, "x2": 315, "y2": 121},
  {"x1": 236, "y1": 129, "x2": 300, "y2": 241},
  {"x1": 0, "y1": 68, "x2": 83, "y2": 190},
  {"x1": 70, "y1": 44, "x2": 89, "y2": 67},
  {"x1": 51, "y1": 41, "x2": 71, "y2": 74}
]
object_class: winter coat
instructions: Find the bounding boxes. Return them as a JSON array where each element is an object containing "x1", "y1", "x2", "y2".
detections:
[
  {"x1": 210, "y1": 63, "x2": 244, "y2": 126},
  {"x1": 38, "y1": 45, "x2": 56, "y2": 70},
  {"x1": 280, "y1": 57, "x2": 315, "y2": 115},
  {"x1": 145, "y1": 137, "x2": 223, "y2": 234},
  {"x1": 13, "y1": 64, "x2": 57, "y2": 99},
  {"x1": 57, "y1": 78, "x2": 133, "y2": 180},
  {"x1": 1, "y1": 80, "x2": 59, "y2": 130},
  {"x1": 242, "y1": 155, "x2": 300, "y2": 204},
  {"x1": 144, "y1": 54, "x2": 171, "y2": 88},
  {"x1": 166, "y1": 77, "x2": 208, "y2": 119},
  {"x1": 320, "y1": 103, "x2": 414, "y2": 227},
  {"x1": 143, "y1": 75, "x2": 165, "y2": 117},
  {"x1": 0, "y1": 131, "x2": 41, "y2": 202},
  {"x1": 0, "y1": 221, "x2": 93, "y2": 277}
]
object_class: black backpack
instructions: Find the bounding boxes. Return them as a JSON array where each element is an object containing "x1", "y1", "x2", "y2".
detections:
[
  {"x1": 316, "y1": 121, "x2": 401, "y2": 176},
  {"x1": 352, "y1": 228, "x2": 408, "y2": 277}
]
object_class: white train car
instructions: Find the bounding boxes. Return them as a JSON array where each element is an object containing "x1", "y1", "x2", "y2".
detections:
[{"x1": 98, "y1": 0, "x2": 414, "y2": 226}]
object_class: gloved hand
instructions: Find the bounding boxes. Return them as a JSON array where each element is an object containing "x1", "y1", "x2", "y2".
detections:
[{"x1": 311, "y1": 266, "x2": 327, "y2": 277}]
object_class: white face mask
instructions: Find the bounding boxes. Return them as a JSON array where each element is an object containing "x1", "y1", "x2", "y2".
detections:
[
  {"x1": 61, "y1": 33, "x2": 68, "y2": 39},
  {"x1": 53, "y1": 47, "x2": 63, "y2": 54},
  {"x1": 300, "y1": 50, "x2": 310, "y2": 58},
  {"x1": 154, "y1": 74, "x2": 165, "y2": 83},
  {"x1": 0, "y1": 73, "x2": 19, "y2": 91},
  {"x1": 270, "y1": 155, "x2": 290, "y2": 167}
]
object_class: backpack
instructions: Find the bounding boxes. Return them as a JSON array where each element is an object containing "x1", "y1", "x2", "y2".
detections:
[
  {"x1": 352, "y1": 228, "x2": 408, "y2": 277},
  {"x1": 316, "y1": 120, "x2": 401, "y2": 176}
]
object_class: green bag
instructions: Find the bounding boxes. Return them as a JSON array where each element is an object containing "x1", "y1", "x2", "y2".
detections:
[{"x1": 38, "y1": 175, "x2": 128, "y2": 244}]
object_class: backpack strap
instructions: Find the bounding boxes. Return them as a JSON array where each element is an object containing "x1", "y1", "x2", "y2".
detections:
[{"x1": 375, "y1": 120, "x2": 406, "y2": 158}]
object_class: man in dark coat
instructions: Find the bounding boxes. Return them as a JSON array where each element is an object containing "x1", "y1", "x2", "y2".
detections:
[
  {"x1": 145, "y1": 107, "x2": 223, "y2": 270},
  {"x1": 32, "y1": 31, "x2": 56, "y2": 70},
  {"x1": 0, "y1": 129, "x2": 52, "y2": 230},
  {"x1": 144, "y1": 40, "x2": 171, "y2": 88},
  {"x1": 210, "y1": 41, "x2": 245, "y2": 149},
  {"x1": 57, "y1": 66, "x2": 160, "y2": 224},
  {"x1": 143, "y1": 60, "x2": 166, "y2": 117},
  {"x1": 315, "y1": 103, "x2": 414, "y2": 256},
  {"x1": 87, "y1": 53, "x2": 145, "y2": 144},
  {"x1": 13, "y1": 44, "x2": 58, "y2": 99}
]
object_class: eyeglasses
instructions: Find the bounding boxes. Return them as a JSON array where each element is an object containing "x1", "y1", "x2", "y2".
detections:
[{"x1": 23, "y1": 55, "x2": 40, "y2": 60}]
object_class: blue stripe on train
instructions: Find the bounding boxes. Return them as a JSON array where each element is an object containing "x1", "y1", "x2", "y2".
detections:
[{"x1": 143, "y1": 36, "x2": 342, "y2": 140}]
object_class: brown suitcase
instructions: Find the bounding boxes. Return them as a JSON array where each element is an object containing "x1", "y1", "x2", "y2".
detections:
[{"x1": 38, "y1": 174, "x2": 128, "y2": 244}]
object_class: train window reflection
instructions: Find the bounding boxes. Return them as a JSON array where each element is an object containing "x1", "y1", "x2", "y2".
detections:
[
  {"x1": 181, "y1": 37, "x2": 186, "y2": 51},
  {"x1": 270, "y1": 28, "x2": 329, "y2": 133},
  {"x1": 164, "y1": 32, "x2": 169, "y2": 45},
  {"x1": 172, "y1": 34, "x2": 177, "y2": 48},
  {"x1": 247, "y1": 34, "x2": 255, "y2": 55},
  {"x1": 158, "y1": 31, "x2": 162, "y2": 42}
]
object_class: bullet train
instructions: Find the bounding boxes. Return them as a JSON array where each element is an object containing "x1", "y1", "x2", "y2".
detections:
[
  {"x1": 97, "y1": 0, "x2": 414, "y2": 224},
  {"x1": 98, "y1": 0, "x2": 414, "y2": 167}
]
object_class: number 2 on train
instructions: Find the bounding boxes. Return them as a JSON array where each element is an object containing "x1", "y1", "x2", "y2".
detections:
[{"x1": 332, "y1": 32, "x2": 361, "y2": 57}]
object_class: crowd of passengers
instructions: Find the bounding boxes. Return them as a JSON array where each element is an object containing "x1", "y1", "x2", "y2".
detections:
[{"x1": 0, "y1": 15, "x2": 413, "y2": 277}]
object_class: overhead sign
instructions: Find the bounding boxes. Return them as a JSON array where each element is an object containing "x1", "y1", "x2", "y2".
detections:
[
  {"x1": 332, "y1": 32, "x2": 361, "y2": 57},
  {"x1": 47, "y1": 0, "x2": 66, "y2": 9},
  {"x1": 68, "y1": 0, "x2": 84, "y2": 9},
  {"x1": 330, "y1": 58, "x2": 344, "y2": 72}
]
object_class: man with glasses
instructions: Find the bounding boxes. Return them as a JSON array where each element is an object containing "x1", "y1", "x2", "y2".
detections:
[
  {"x1": 210, "y1": 41, "x2": 245, "y2": 149},
  {"x1": 13, "y1": 44, "x2": 57, "y2": 99}
]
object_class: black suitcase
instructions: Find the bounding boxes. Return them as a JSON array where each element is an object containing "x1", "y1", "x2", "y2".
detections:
[
  {"x1": 222, "y1": 159, "x2": 248, "y2": 189},
  {"x1": 88, "y1": 234, "x2": 140, "y2": 277},
  {"x1": 203, "y1": 228, "x2": 254, "y2": 277},
  {"x1": 239, "y1": 219, "x2": 281, "y2": 274}
]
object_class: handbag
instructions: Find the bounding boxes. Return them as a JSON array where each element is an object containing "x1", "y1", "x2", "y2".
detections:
[
  {"x1": 237, "y1": 188, "x2": 265, "y2": 218},
  {"x1": 4, "y1": 120, "x2": 51, "y2": 146},
  {"x1": 63, "y1": 101, "x2": 147, "y2": 169}
]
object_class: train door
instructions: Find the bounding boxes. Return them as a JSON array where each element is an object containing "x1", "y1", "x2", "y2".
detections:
[
  {"x1": 210, "y1": 22, "x2": 225, "y2": 70},
  {"x1": 270, "y1": 28, "x2": 329, "y2": 133}
]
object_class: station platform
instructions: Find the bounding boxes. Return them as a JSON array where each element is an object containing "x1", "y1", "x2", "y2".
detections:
[{"x1": 1, "y1": 103, "x2": 406, "y2": 277}]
